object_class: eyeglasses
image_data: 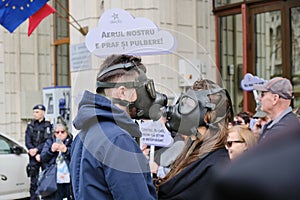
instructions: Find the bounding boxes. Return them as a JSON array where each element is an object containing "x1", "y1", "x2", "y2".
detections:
[
  {"x1": 55, "y1": 130, "x2": 66, "y2": 134},
  {"x1": 225, "y1": 140, "x2": 245, "y2": 148},
  {"x1": 260, "y1": 91, "x2": 270, "y2": 98}
]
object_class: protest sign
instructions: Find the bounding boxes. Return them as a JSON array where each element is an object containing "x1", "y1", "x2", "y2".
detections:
[
  {"x1": 138, "y1": 120, "x2": 174, "y2": 147},
  {"x1": 241, "y1": 73, "x2": 266, "y2": 91},
  {"x1": 85, "y1": 8, "x2": 177, "y2": 57}
]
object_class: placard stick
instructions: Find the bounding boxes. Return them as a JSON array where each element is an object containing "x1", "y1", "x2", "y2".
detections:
[
  {"x1": 150, "y1": 145, "x2": 155, "y2": 163},
  {"x1": 253, "y1": 90, "x2": 259, "y2": 105}
]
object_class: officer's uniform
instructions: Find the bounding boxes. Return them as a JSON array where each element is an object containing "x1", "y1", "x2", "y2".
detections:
[{"x1": 25, "y1": 104, "x2": 52, "y2": 200}]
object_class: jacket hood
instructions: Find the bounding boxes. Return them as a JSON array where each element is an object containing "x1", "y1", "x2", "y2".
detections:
[{"x1": 73, "y1": 90, "x2": 141, "y2": 137}]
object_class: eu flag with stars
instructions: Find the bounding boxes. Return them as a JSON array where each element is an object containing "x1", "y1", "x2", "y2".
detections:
[{"x1": 0, "y1": 0, "x2": 49, "y2": 33}]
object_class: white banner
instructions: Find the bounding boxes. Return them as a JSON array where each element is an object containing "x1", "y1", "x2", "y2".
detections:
[{"x1": 85, "y1": 8, "x2": 177, "y2": 57}]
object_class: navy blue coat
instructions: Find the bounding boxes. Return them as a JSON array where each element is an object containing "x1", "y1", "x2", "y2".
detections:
[
  {"x1": 213, "y1": 120, "x2": 300, "y2": 200},
  {"x1": 25, "y1": 118, "x2": 52, "y2": 166},
  {"x1": 40, "y1": 134, "x2": 73, "y2": 167},
  {"x1": 70, "y1": 90, "x2": 157, "y2": 200}
]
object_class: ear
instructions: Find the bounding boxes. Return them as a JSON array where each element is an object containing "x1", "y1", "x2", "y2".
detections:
[
  {"x1": 116, "y1": 86, "x2": 127, "y2": 100},
  {"x1": 273, "y1": 94, "x2": 280, "y2": 104}
]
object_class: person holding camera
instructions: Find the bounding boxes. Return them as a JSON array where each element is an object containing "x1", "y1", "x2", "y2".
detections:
[
  {"x1": 40, "y1": 117, "x2": 73, "y2": 200},
  {"x1": 156, "y1": 79, "x2": 233, "y2": 199},
  {"x1": 70, "y1": 54, "x2": 167, "y2": 200},
  {"x1": 25, "y1": 104, "x2": 52, "y2": 200}
]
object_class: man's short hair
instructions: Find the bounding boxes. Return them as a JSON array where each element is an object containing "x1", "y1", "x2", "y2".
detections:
[{"x1": 97, "y1": 54, "x2": 146, "y2": 82}]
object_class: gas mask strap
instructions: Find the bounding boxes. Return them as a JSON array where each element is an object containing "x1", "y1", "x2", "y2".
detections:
[
  {"x1": 97, "y1": 81, "x2": 143, "y2": 89},
  {"x1": 206, "y1": 106, "x2": 231, "y2": 130},
  {"x1": 203, "y1": 89, "x2": 231, "y2": 130},
  {"x1": 111, "y1": 98, "x2": 130, "y2": 107},
  {"x1": 190, "y1": 126, "x2": 199, "y2": 136},
  {"x1": 97, "y1": 62, "x2": 136, "y2": 79}
]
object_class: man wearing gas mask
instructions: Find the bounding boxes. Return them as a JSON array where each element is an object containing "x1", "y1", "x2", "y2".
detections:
[
  {"x1": 70, "y1": 54, "x2": 167, "y2": 200},
  {"x1": 156, "y1": 79, "x2": 233, "y2": 200}
]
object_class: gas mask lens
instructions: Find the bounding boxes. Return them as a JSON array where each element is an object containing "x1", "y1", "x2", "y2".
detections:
[
  {"x1": 179, "y1": 96, "x2": 197, "y2": 114},
  {"x1": 145, "y1": 79, "x2": 156, "y2": 99}
]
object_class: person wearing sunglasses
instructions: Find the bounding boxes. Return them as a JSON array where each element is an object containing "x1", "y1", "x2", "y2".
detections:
[
  {"x1": 228, "y1": 111, "x2": 252, "y2": 128},
  {"x1": 225, "y1": 125, "x2": 257, "y2": 160},
  {"x1": 40, "y1": 117, "x2": 73, "y2": 199},
  {"x1": 253, "y1": 77, "x2": 300, "y2": 144},
  {"x1": 70, "y1": 54, "x2": 164, "y2": 200},
  {"x1": 156, "y1": 79, "x2": 233, "y2": 199}
]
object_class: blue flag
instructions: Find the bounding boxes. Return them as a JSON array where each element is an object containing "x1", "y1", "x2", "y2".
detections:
[{"x1": 0, "y1": 0, "x2": 49, "y2": 33}]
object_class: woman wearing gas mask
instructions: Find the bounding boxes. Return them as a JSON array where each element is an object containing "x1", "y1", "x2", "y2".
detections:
[{"x1": 156, "y1": 79, "x2": 233, "y2": 199}]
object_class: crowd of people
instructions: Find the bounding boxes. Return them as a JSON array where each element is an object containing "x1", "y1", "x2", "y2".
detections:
[{"x1": 25, "y1": 54, "x2": 300, "y2": 200}]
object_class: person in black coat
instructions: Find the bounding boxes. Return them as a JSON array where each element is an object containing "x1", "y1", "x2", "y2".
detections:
[
  {"x1": 212, "y1": 124, "x2": 300, "y2": 200},
  {"x1": 25, "y1": 104, "x2": 52, "y2": 200},
  {"x1": 40, "y1": 117, "x2": 73, "y2": 200},
  {"x1": 156, "y1": 79, "x2": 233, "y2": 199}
]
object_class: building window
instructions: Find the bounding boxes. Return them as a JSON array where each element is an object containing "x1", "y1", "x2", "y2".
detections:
[
  {"x1": 219, "y1": 14, "x2": 244, "y2": 112},
  {"x1": 214, "y1": 0, "x2": 300, "y2": 111},
  {"x1": 54, "y1": 0, "x2": 70, "y2": 86},
  {"x1": 214, "y1": 0, "x2": 244, "y2": 8},
  {"x1": 291, "y1": 6, "x2": 300, "y2": 103}
]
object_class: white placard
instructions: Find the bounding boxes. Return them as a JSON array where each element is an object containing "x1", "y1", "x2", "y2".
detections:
[
  {"x1": 138, "y1": 120, "x2": 174, "y2": 147},
  {"x1": 241, "y1": 73, "x2": 266, "y2": 91},
  {"x1": 70, "y1": 43, "x2": 92, "y2": 72},
  {"x1": 85, "y1": 8, "x2": 177, "y2": 57}
]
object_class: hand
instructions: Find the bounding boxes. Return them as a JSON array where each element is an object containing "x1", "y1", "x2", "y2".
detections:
[
  {"x1": 29, "y1": 148, "x2": 38, "y2": 157},
  {"x1": 149, "y1": 162, "x2": 159, "y2": 174},
  {"x1": 35, "y1": 154, "x2": 41, "y2": 162},
  {"x1": 252, "y1": 120, "x2": 262, "y2": 140},
  {"x1": 51, "y1": 142, "x2": 67, "y2": 153},
  {"x1": 58, "y1": 143, "x2": 67, "y2": 153},
  {"x1": 51, "y1": 142, "x2": 60, "y2": 152},
  {"x1": 141, "y1": 144, "x2": 150, "y2": 160}
]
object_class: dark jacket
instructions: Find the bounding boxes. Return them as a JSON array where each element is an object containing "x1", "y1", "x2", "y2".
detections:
[
  {"x1": 70, "y1": 90, "x2": 157, "y2": 200},
  {"x1": 259, "y1": 108, "x2": 300, "y2": 144},
  {"x1": 40, "y1": 134, "x2": 73, "y2": 200},
  {"x1": 158, "y1": 147, "x2": 230, "y2": 200},
  {"x1": 25, "y1": 118, "x2": 52, "y2": 165},
  {"x1": 40, "y1": 134, "x2": 73, "y2": 167},
  {"x1": 213, "y1": 122, "x2": 300, "y2": 200}
]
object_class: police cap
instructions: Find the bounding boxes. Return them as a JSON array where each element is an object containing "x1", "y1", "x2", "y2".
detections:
[{"x1": 33, "y1": 104, "x2": 46, "y2": 111}]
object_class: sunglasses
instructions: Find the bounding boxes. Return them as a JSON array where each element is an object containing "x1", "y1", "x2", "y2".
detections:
[
  {"x1": 225, "y1": 140, "x2": 245, "y2": 148},
  {"x1": 260, "y1": 91, "x2": 270, "y2": 97},
  {"x1": 232, "y1": 120, "x2": 243, "y2": 126},
  {"x1": 55, "y1": 130, "x2": 66, "y2": 134}
]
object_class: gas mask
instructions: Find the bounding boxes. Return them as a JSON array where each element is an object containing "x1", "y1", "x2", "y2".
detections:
[
  {"x1": 163, "y1": 87, "x2": 231, "y2": 136},
  {"x1": 96, "y1": 62, "x2": 167, "y2": 120}
]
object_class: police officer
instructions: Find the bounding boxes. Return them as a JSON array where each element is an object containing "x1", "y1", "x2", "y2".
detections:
[{"x1": 25, "y1": 104, "x2": 52, "y2": 200}]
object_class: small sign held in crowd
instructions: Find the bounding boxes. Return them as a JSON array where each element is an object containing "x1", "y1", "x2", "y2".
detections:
[
  {"x1": 241, "y1": 73, "x2": 266, "y2": 91},
  {"x1": 138, "y1": 120, "x2": 174, "y2": 148}
]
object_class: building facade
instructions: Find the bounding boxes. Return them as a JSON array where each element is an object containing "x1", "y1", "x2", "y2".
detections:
[{"x1": 1, "y1": 0, "x2": 299, "y2": 143}]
